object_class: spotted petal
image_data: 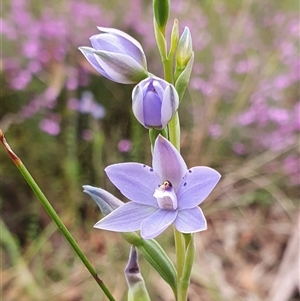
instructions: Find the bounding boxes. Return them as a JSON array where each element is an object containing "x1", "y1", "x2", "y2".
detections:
[
  {"x1": 94, "y1": 202, "x2": 157, "y2": 232},
  {"x1": 140, "y1": 209, "x2": 177, "y2": 239},
  {"x1": 174, "y1": 207, "x2": 207, "y2": 233},
  {"x1": 105, "y1": 163, "x2": 160, "y2": 207},
  {"x1": 177, "y1": 166, "x2": 221, "y2": 209},
  {"x1": 152, "y1": 136, "x2": 187, "y2": 189}
]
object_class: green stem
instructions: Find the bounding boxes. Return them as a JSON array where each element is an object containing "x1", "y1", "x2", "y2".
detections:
[
  {"x1": 168, "y1": 111, "x2": 180, "y2": 151},
  {"x1": 163, "y1": 57, "x2": 173, "y2": 83},
  {"x1": 173, "y1": 228, "x2": 185, "y2": 280},
  {"x1": 162, "y1": 52, "x2": 181, "y2": 151},
  {"x1": 178, "y1": 234, "x2": 195, "y2": 300},
  {"x1": 0, "y1": 129, "x2": 116, "y2": 301},
  {"x1": 160, "y1": 31, "x2": 185, "y2": 301}
]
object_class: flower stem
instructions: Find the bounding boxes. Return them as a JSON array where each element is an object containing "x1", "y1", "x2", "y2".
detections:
[
  {"x1": 178, "y1": 234, "x2": 195, "y2": 300},
  {"x1": 163, "y1": 57, "x2": 173, "y2": 83},
  {"x1": 168, "y1": 111, "x2": 180, "y2": 151},
  {"x1": 173, "y1": 227, "x2": 185, "y2": 278},
  {"x1": 160, "y1": 32, "x2": 186, "y2": 301},
  {"x1": 162, "y1": 53, "x2": 181, "y2": 151},
  {"x1": 0, "y1": 129, "x2": 116, "y2": 301}
]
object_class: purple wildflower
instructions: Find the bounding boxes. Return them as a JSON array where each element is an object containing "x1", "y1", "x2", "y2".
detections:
[
  {"x1": 118, "y1": 139, "x2": 133, "y2": 153},
  {"x1": 68, "y1": 91, "x2": 106, "y2": 120},
  {"x1": 78, "y1": 91, "x2": 106, "y2": 119},
  {"x1": 39, "y1": 114, "x2": 61, "y2": 136},
  {"x1": 79, "y1": 27, "x2": 148, "y2": 84},
  {"x1": 132, "y1": 77, "x2": 179, "y2": 129},
  {"x1": 209, "y1": 124, "x2": 222, "y2": 138},
  {"x1": 94, "y1": 135, "x2": 221, "y2": 239}
]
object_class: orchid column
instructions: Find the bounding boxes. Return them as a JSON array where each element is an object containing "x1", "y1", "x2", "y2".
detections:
[{"x1": 79, "y1": 0, "x2": 220, "y2": 300}]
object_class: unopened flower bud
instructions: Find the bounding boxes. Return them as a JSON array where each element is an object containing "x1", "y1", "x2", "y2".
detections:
[
  {"x1": 79, "y1": 27, "x2": 148, "y2": 84},
  {"x1": 153, "y1": 0, "x2": 170, "y2": 33},
  {"x1": 125, "y1": 246, "x2": 151, "y2": 301},
  {"x1": 132, "y1": 77, "x2": 179, "y2": 129},
  {"x1": 176, "y1": 27, "x2": 193, "y2": 70},
  {"x1": 174, "y1": 27, "x2": 194, "y2": 99},
  {"x1": 169, "y1": 19, "x2": 179, "y2": 56}
]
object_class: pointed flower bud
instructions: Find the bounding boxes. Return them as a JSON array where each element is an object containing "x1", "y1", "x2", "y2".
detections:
[
  {"x1": 175, "y1": 27, "x2": 193, "y2": 78},
  {"x1": 79, "y1": 27, "x2": 149, "y2": 84},
  {"x1": 169, "y1": 19, "x2": 179, "y2": 56},
  {"x1": 83, "y1": 185, "x2": 123, "y2": 216},
  {"x1": 174, "y1": 27, "x2": 194, "y2": 98},
  {"x1": 132, "y1": 77, "x2": 179, "y2": 129},
  {"x1": 125, "y1": 246, "x2": 151, "y2": 301},
  {"x1": 153, "y1": 0, "x2": 170, "y2": 33},
  {"x1": 175, "y1": 52, "x2": 194, "y2": 101}
]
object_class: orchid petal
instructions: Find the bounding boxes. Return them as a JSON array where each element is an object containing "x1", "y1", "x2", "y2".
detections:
[
  {"x1": 152, "y1": 136, "x2": 187, "y2": 189},
  {"x1": 142, "y1": 86, "x2": 162, "y2": 128},
  {"x1": 105, "y1": 163, "x2": 160, "y2": 207},
  {"x1": 152, "y1": 78, "x2": 167, "y2": 100},
  {"x1": 83, "y1": 185, "x2": 123, "y2": 216},
  {"x1": 90, "y1": 33, "x2": 145, "y2": 68},
  {"x1": 141, "y1": 209, "x2": 177, "y2": 239},
  {"x1": 174, "y1": 207, "x2": 207, "y2": 233},
  {"x1": 79, "y1": 27, "x2": 148, "y2": 84},
  {"x1": 177, "y1": 166, "x2": 221, "y2": 209},
  {"x1": 161, "y1": 85, "x2": 179, "y2": 128},
  {"x1": 97, "y1": 26, "x2": 147, "y2": 68},
  {"x1": 94, "y1": 202, "x2": 157, "y2": 232},
  {"x1": 94, "y1": 51, "x2": 148, "y2": 84},
  {"x1": 132, "y1": 85, "x2": 145, "y2": 125},
  {"x1": 78, "y1": 47, "x2": 111, "y2": 79}
]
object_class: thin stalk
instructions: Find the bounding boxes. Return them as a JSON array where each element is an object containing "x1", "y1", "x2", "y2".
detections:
[
  {"x1": 178, "y1": 234, "x2": 195, "y2": 300},
  {"x1": 162, "y1": 51, "x2": 186, "y2": 301},
  {"x1": 163, "y1": 53, "x2": 180, "y2": 151},
  {"x1": 168, "y1": 111, "x2": 180, "y2": 151},
  {"x1": 163, "y1": 57, "x2": 173, "y2": 84},
  {"x1": 173, "y1": 227, "x2": 185, "y2": 280},
  {"x1": 0, "y1": 129, "x2": 116, "y2": 301}
]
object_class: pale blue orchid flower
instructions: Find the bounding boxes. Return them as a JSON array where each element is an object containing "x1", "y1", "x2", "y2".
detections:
[
  {"x1": 79, "y1": 27, "x2": 148, "y2": 84},
  {"x1": 94, "y1": 135, "x2": 221, "y2": 239},
  {"x1": 132, "y1": 77, "x2": 179, "y2": 129}
]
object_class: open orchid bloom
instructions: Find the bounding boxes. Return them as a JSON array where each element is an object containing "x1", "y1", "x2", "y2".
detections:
[
  {"x1": 79, "y1": 27, "x2": 148, "y2": 84},
  {"x1": 94, "y1": 135, "x2": 221, "y2": 239}
]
